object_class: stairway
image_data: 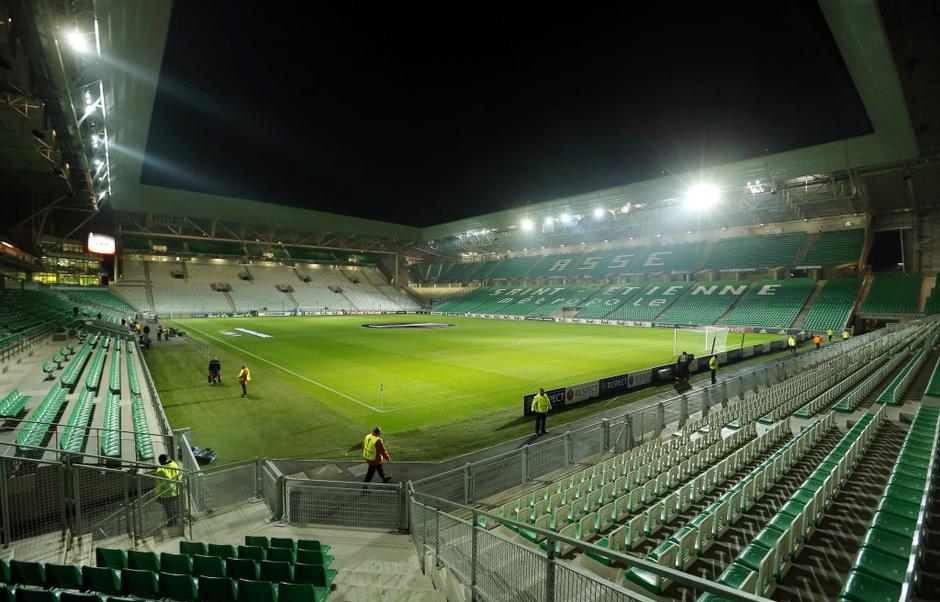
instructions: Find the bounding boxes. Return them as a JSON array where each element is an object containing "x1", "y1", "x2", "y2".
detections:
[
  {"x1": 795, "y1": 232, "x2": 820, "y2": 265},
  {"x1": 792, "y1": 279, "x2": 827, "y2": 329},
  {"x1": 141, "y1": 261, "x2": 157, "y2": 313},
  {"x1": 222, "y1": 291, "x2": 237, "y2": 312},
  {"x1": 332, "y1": 558, "x2": 445, "y2": 602},
  {"x1": 854, "y1": 273, "x2": 875, "y2": 314},
  {"x1": 292, "y1": 267, "x2": 305, "y2": 282},
  {"x1": 285, "y1": 291, "x2": 300, "y2": 309},
  {"x1": 918, "y1": 275, "x2": 936, "y2": 313},
  {"x1": 715, "y1": 282, "x2": 755, "y2": 325}
]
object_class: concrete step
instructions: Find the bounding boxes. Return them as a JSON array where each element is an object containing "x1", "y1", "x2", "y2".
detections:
[
  {"x1": 331, "y1": 584, "x2": 447, "y2": 602},
  {"x1": 332, "y1": 558, "x2": 421, "y2": 574},
  {"x1": 334, "y1": 569, "x2": 436, "y2": 591}
]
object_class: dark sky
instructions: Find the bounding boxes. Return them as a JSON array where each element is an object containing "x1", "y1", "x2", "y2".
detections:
[{"x1": 142, "y1": 1, "x2": 872, "y2": 227}]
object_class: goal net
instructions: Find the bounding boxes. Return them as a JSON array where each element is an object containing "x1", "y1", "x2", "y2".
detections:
[{"x1": 673, "y1": 326, "x2": 730, "y2": 356}]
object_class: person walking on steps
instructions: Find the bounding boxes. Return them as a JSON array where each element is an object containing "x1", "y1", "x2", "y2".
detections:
[
  {"x1": 362, "y1": 427, "x2": 392, "y2": 483},
  {"x1": 155, "y1": 454, "x2": 183, "y2": 527},
  {"x1": 237, "y1": 364, "x2": 251, "y2": 398},
  {"x1": 709, "y1": 354, "x2": 718, "y2": 385},
  {"x1": 532, "y1": 387, "x2": 550, "y2": 436}
]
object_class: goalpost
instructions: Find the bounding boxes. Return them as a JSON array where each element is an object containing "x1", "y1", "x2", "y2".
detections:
[{"x1": 673, "y1": 326, "x2": 731, "y2": 356}]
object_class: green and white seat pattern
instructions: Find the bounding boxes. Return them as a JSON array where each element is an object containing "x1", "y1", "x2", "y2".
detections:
[
  {"x1": 724, "y1": 279, "x2": 815, "y2": 329},
  {"x1": 656, "y1": 281, "x2": 750, "y2": 325},
  {"x1": 606, "y1": 282, "x2": 692, "y2": 321},
  {"x1": 803, "y1": 278, "x2": 862, "y2": 332},
  {"x1": 839, "y1": 405, "x2": 938, "y2": 602}
]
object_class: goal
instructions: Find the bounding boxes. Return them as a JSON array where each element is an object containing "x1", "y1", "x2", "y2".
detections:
[{"x1": 673, "y1": 326, "x2": 730, "y2": 356}]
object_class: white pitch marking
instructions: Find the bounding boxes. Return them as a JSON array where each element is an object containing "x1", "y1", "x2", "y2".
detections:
[{"x1": 181, "y1": 322, "x2": 384, "y2": 413}]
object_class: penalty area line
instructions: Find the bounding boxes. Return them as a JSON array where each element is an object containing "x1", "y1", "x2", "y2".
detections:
[{"x1": 180, "y1": 322, "x2": 384, "y2": 413}]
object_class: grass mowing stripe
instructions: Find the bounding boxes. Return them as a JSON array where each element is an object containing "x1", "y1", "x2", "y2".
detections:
[{"x1": 179, "y1": 320, "x2": 384, "y2": 413}]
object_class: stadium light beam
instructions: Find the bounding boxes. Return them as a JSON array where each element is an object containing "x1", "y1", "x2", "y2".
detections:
[
  {"x1": 64, "y1": 29, "x2": 90, "y2": 53},
  {"x1": 593, "y1": 207, "x2": 605, "y2": 219},
  {"x1": 560, "y1": 213, "x2": 572, "y2": 225},
  {"x1": 684, "y1": 183, "x2": 720, "y2": 211},
  {"x1": 543, "y1": 216, "x2": 554, "y2": 226},
  {"x1": 520, "y1": 218, "x2": 534, "y2": 232}
]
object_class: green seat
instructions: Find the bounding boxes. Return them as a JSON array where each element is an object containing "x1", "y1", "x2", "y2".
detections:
[
  {"x1": 60, "y1": 593, "x2": 103, "y2": 602},
  {"x1": 13, "y1": 590, "x2": 57, "y2": 602},
  {"x1": 869, "y1": 511, "x2": 918, "y2": 539},
  {"x1": 0, "y1": 560, "x2": 8, "y2": 583},
  {"x1": 265, "y1": 547, "x2": 295, "y2": 564},
  {"x1": 297, "y1": 540, "x2": 331, "y2": 553},
  {"x1": 259, "y1": 560, "x2": 293, "y2": 583},
  {"x1": 244, "y1": 536, "x2": 269, "y2": 549},
  {"x1": 45, "y1": 564, "x2": 82, "y2": 589},
  {"x1": 236, "y1": 546, "x2": 265, "y2": 562},
  {"x1": 877, "y1": 496, "x2": 921, "y2": 522},
  {"x1": 127, "y1": 550, "x2": 160, "y2": 572},
  {"x1": 0, "y1": 586, "x2": 11, "y2": 602},
  {"x1": 852, "y1": 546, "x2": 908, "y2": 585},
  {"x1": 224, "y1": 558, "x2": 258, "y2": 581},
  {"x1": 81, "y1": 566, "x2": 121, "y2": 595},
  {"x1": 716, "y1": 563, "x2": 756, "y2": 591},
  {"x1": 296, "y1": 550, "x2": 332, "y2": 566},
  {"x1": 122, "y1": 568, "x2": 159, "y2": 598},
  {"x1": 279, "y1": 582, "x2": 330, "y2": 602},
  {"x1": 293, "y1": 563, "x2": 337, "y2": 589},
  {"x1": 158, "y1": 571, "x2": 197, "y2": 601},
  {"x1": 207, "y1": 544, "x2": 237, "y2": 560},
  {"x1": 862, "y1": 527, "x2": 913, "y2": 561},
  {"x1": 11, "y1": 561, "x2": 46, "y2": 587},
  {"x1": 95, "y1": 548, "x2": 128, "y2": 570},
  {"x1": 179, "y1": 541, "x2": 208, "y2": 557},
  {"x1": 235, "y1": 579, "x2": 276, "y2": 602},
  {"x1": 839, "y1": 569, "x2": 903, "y2": 602},
  {"x1": 42, "y1": 362, "x2": 54, "y2": 377},
  {"x1": 197, "y1": 576, "x2": 236, "y2": 602},
  {"x1": 269, "y1": 538, "x2": 296, "y2": 551},
  {"x1": 194, "y1": 555, "x2": 226, "y2": 578},
  {"x1": 159, "y1": 553, "x2": 193, "y2": 576},
  {"x1": 882, "y1": 484, "x2": 924, "y2": 507}
]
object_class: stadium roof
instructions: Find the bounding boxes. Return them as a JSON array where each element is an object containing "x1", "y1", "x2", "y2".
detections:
[{"x1": 41, "y1": 1, "x2": 932, "y2": 250}]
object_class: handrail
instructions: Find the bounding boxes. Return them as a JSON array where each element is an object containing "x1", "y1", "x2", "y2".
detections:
[{"x1": 411, "y1": 489, "x2": 774, "y2": 602}]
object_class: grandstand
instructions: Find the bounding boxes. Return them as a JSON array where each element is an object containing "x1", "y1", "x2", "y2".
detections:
[{"x1": 2, "y1": 2, "x2": 940, "y2": 601}]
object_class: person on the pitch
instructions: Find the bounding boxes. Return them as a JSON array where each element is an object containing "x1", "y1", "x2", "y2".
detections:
[
  {"x1": 362, "y1": 427, "x2": 392, "y2": 483},
  {"x1": 209, "y1": 357, "x2": 221, "y2": 385},
  {"x1": 531, "y1": 387, "x2": 550, "y2": 436},
  {"x1": 237, "y1": 364, "x2": 251, "y2": 398},
  {"x1": 708, "y1": 354, "x2": 718, "y2": 384}
]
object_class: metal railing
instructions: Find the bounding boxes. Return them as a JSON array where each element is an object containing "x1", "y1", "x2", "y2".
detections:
[
  {"x1": 410, "y1": 489, "x2": 773, "y2": 602},
  {"x1": 0, "y1": 326, "x2": 54, "y2": 363},
  {"x1": 284, "y1": 478, "x2": 404, "y2": 531}
]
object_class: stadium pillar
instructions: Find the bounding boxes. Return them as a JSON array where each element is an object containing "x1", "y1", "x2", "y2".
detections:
[
  {"x1": 655, "y1": 402, "x2": 665, "y2": 437},
  {"x1": 601, "y1": 419, "x2": 611, "y2": 450},
  {"x1": 678, "y1": 395, "x2": 688, "y2": 428}
]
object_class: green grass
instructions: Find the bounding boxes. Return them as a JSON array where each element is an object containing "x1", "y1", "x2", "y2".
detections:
[{"x1": 144, "y1": 315, "x2": 783, "y2": 463}]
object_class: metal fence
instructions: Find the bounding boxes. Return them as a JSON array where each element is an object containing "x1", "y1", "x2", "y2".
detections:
[
  {"x1": 410, "y1": 489, "x2": 775, "y2": 602},
  {"x1": 0, "y1": 453, "x2": 186, "y2": 546},
  {"x1": 284, "y1": 478, "x2": 404, "y2": 531}
]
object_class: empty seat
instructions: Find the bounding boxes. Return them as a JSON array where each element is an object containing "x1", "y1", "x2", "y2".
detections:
[
  {"x1": 224, "y1": 558, "x2": 258, "y2": 581},
  {"x1": 193, "y1": 555, "x2": 226, "y2": 578},
  {"x1": 81, "y1": 566, "x2": 121, "y2": 595},
  {"x1": 279, "y1": 582, "x2": 330, "y2": 602},
  {"x1": 293, "y1": 563, "x2": 338, "y2": 589},
  {"x1": 158, "y1": 571, "x2": 198, "y2": 601},
  {"x1": 236, "y1": 546, "x2": 265, "y2": 562},
  {"x1": 197, "y1": 576, "x2": 236, "y2": 602},
  {"x1": 11, "y1": 561, "x2": 45, "y2": 587},
  {"x1": 60, "y1": 593, "x2": 104, "y2": 602},
  {"x1": 127, "y1": 550, "x2": 160, "y2": 572},
  {"x1": 122, "y1": 568, "x2": 159, "y2": 598},
  {"x1": 179, "y1": 541, "x2": 208, "y2": 556},
  {"x1": 13, "y1": 590, "x2": 57, "y2": 602},
  {"x1": 236, "y1": 579, "x2": 276, "y2": 602},
  {"x1": 296, "y1": 549, "x2": 333, "y2": 566},
  {"x1": 159, "y1": 553, "x2": 193, "y2": 575},
  {"x1": 45, "y1": 564, "x2": 82, "y2": 589},
  {"x1": 265, "y1": 547, "x2": 295, "y2": 564},
  {"x1": 297, "y1": 540, "x2": 331, "y2": 553},
  {"x1": 207, "y1": 544, "x2": 237, "y2": 559},
  {"x1": 244, "y1": 536, "x2": 269, "y2": 548},
  {"x1": 259, "y1": 560, "x2": 293, "y2": 583},
  {"x1": 94, "y1": 548, "x2": 128, "y2": 570},
  {"x1": 269, "y1": 538, "x2": 296, "y2": 550}
]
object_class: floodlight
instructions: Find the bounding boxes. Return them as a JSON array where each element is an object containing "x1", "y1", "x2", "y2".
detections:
[
  {"x1": 64, "y1": 29, "x2": 89, "y2": 53},
  {"x1": 684, "y1": 183, "x2": 720, "y2": 211},
  {"x1": 520, "y1": 218, "x2": 534, "y2": 232},
  {"x1": 621, "y1": 204, "x2": 630, "y2": 213},
  {"x1": 593, "y1": 207, "x2": 605, "y2": 219},
  {"x1": 560, "y1": 213, "x2": 571, "y2": 225},
  {"x1": 543, "y1": 217, "x2": 553, "y2": 226}
]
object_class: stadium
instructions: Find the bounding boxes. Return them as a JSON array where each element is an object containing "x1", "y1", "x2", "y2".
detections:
[{"x1": 0, "y1": 1, "x2": 938, "y2": 601}]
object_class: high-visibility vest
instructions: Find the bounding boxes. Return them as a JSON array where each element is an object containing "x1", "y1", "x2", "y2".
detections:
[
  {"x1": 238, "y1": 368, "x2": 251, "y2": 383},
  {"x1": 532, "y1": 393, "x2": 550, "y2": 413},
  {"x1": 363, "y1": 434, "x2": 379, "y2": 461},
  {"x1": 155, "y1": 460, "x2": 181, "y2": 498},
  {"x1": 788, "y1": 337, "x2": 796, "y2": 347},
  {"x1": 827, "y1": 329, "x2": 833, "y2": 337},
  {"x1": 842, "y1": 331, "x2": 850, "y2": 340},
  {"x1": 709, "y1": 356, "x2": 718, "y2": 370}
]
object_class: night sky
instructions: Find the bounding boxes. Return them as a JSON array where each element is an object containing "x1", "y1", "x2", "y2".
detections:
[{"x1": 142, "y1": 1, "x2": 872, "y2": 227}]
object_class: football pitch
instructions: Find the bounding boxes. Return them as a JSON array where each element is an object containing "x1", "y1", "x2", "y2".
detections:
[{"x1": 144, "y1": 315, "x2": 784, "y2": 463}]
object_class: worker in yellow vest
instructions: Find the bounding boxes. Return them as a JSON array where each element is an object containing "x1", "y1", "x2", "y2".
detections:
[
  {"x1": 531, "y1": 388, "x2": 550, "y2": 436},
  {"x1": 842, "y1": 329, "x2": 850, "y2": 341},
  {"x1": 708, "y1": 355, "x2": 718, "y2": 384},
  {"x1": 155, "y1": 454, "x2": 183, "y2": 527},
  {"x1": 826, "y1": 328, "x2": 833, "y2": 342},
  {"x1": 787, "y1": 336, "x2": 797, "y2": 355},
  {"x1": 237, "y1": 364, "x2": 251, "y2": 398},
  {"x1": 362, "y1": 427, "x2": 392, "y2": 483}
]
